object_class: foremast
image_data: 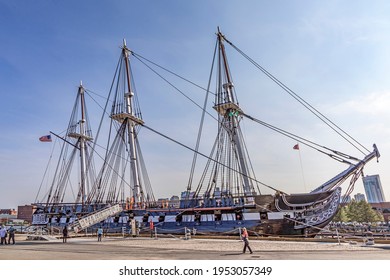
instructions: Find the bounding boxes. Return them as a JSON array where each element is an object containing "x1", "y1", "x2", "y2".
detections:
[
  {"x1": 191, "y1": 29, "x2": 259, "y2": 207},
  {"x1": 214, "y1": 30, "x2": 254, "y2": 197}
]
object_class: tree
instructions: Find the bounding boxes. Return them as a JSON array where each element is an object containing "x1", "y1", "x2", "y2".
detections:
[
  {"x1": 333, "y1": 206, "x2": 348, "y2": 222},
  {"x1": 332, "y1": 200, "x2": 384, "y2": 223}
]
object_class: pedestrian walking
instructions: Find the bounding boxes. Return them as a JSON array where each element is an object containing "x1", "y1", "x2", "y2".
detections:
[
  {"x1": 7, "y1": 225, "x2": 16, "y2": 245},
  {"x1": 62, "y1": 226, "x2": 68, "y2": 243},
  {"x1": 97, "y1": 227, "x2": 103, "y2": 242},
  {"x1": 0, "y1": 225, "x2": 7, "y2": 245},
  {"x1": 241, "y1": 227, "x2": 253, "y2": 254},
  {"x1": 149, "y1": 220, "x2": 154, "y2": 238}
]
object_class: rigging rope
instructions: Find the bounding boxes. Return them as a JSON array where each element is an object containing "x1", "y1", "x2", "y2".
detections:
[
  {"x1": 242, "y1": 112, "x2": 358, "y2": 165},
  {"x1": 187, "y1": 39, "x2": 218, "y2": 197},
  {"x1": 220, "y1": 34, "x2": 371, "y2": 156},
  {"x1": 140, "y1": 123, "x2": 284, "y2": 194},
  {"x1": 129, "y1": 48, "x2": 365, "y2": 166},
  {"x1": 132, "y1": 51, "x2": 213, "y2": 95}
]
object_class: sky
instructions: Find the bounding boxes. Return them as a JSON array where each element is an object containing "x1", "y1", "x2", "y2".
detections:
[{"x1": 1, "y1": 0, "x2": 390, "y2": 209}]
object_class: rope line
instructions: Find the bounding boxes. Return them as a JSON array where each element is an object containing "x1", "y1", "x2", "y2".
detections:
[{"x1": 220, "y1": 34, "x2": 370, "y2": 155}]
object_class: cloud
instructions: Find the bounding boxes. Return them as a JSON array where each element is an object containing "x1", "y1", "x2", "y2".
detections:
[
  {"x1": 341, "y1": 91, "x2": 390, "y2": 116},
  {"x1": 322, "y1": 91, "x2": 390, "y2": 121}
]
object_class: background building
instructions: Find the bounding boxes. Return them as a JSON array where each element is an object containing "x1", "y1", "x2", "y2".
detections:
[
  {"x1": 0, "y1": 209, "x2": 17, "y2": 215},
  {"x1": 370, "y1": 202, "x2": 390, "y2": 222},
  {"x1": 363, "y1": 174, "x2": 386, "y2": 203},
  {"x1": 17, "y1": 205, "x2": 35, "y2": 223},
  {"x1": 340, "y1": 194, "x2": 351, "y2": 203},
  {"x1": 354, "y1": 193, "x2": 366, "y2": 202}
]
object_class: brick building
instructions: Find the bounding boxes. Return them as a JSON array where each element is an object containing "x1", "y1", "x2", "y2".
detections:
[
  {"x1": 370, "y1": 202, "x2": 390, "y2": 222},
  {"x1": 17, "y1": 205, "x2": 35, "y2": 224},
  {"x1": 0, "y1": 209, "x2": 17, "y2": 215}
]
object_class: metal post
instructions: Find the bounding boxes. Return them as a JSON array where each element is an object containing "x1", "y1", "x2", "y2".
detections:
[
  {"x1": 154, "y1": 227, "x2": 157, "y2": 239},
  {"x1": 184, "y1": 227, "x2": 187, "y2": 239},
  {"x1": 336, "y1": 228, "x2": 341, "y2": 245}
]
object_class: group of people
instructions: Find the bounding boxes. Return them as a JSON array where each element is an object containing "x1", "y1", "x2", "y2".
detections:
[
  {"x1": 0, "y1": 225, "x2": 16, "y2": 245},
  {"x1": 61, "y1": 226, "x2": 105, "y2": 243},
  {"x1": 61, "y1": 223, "x2": 253, "y2": 254}
]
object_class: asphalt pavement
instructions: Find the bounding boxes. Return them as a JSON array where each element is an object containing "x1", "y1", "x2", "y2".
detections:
[{"x1": 1, "y1": 234, "x2": 390, "y2": 260}]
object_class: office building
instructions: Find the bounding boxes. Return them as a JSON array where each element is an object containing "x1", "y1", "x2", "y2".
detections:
[
  {"x1": 363, "y1": 174, "x2": 386, "y2": 203},
  {"x1": 341, "y1": 194, "x2": 351, "y2": 203},
  {"x1": 354, "y1": 193, "x2": 366, "y2": 202}
]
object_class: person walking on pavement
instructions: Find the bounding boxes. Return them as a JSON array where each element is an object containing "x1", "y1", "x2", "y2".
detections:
[
  {"x1": 149, "y1": 220, "x2": 154, "y2": 238},
  {"x1": 62, "y1": 226, "x2": 68, "y2": 243},
  {"x1": 241, "y1": 227, "x2": 253, "y2": 254},
  {"x1": 7, "y1": 225, "x2": 16, "y2": 245}
]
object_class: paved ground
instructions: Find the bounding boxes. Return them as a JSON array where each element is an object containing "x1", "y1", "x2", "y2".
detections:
[{"x1": 0, "y1": 234, "x2": 390, "y2": 260}]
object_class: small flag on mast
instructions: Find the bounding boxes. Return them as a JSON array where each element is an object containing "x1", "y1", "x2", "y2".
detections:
[
  {"x1": 39, "y1": 134, "x2": 52, "y2": 142},
  {"x1": 293, "y1": 143, "x2": 299, "y2": 150}
]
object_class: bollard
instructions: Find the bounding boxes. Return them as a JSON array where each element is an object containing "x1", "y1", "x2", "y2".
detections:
[
  {"x1": 184, "y1": 227, "x2": 191, "y2": 240},
  {"x1": 336, "y1": 229, "x2": 341, "y2": 245}
]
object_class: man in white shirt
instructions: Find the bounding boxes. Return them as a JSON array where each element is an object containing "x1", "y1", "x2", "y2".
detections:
[{"x1": 0, "y1": 225, "x2": 7, "y2": 245}]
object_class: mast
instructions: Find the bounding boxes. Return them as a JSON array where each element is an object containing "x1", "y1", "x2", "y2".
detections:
[
  {"x1": 214, "y1": 30, "x2": 254, "y2": 197},
  {"x1": 67, "y1": 83, "x2": 94, "y2": 207},
  {"x1": 192, "y1": 29, "x2": 259, "y2": 206},
  {"x1": 109, "y1": 40, "x2": 146, "y2": 208},
  {"x1": 43, "y1": 81, "x2": 94, "y2": 208}
]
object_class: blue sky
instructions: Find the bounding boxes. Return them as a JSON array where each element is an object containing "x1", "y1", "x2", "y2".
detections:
[{"x1": 1, "y1": 0, "x2": 390, "y2": 209}]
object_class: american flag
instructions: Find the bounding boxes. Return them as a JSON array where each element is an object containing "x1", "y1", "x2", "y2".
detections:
[{"x1": 39, "y1": 134, "x2": 52, "y2": 142}]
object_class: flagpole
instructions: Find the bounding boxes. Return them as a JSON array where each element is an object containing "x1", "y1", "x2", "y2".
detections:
[
  {"x1": 298, "y1": 148, "x2": 306, "y2": 192},
  {"x1": 294, "y1": 143, "x2": 306, "y2": 192}
]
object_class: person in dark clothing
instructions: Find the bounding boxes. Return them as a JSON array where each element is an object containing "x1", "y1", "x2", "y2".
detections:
[
  {"x1": 7, "y1": 225, "x2": 16, "y2": 245},
  {"x1": 62, "y1": 226, "x2": 68, "y2": 243}
]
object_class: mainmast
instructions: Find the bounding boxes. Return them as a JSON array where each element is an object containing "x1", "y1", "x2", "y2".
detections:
[{"x1": 108, "y1": 40, "x2": 147, "y2": 208}]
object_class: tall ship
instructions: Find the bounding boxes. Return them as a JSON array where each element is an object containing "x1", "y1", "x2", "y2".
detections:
[{"x1": 32, "y1": 29, "x2": 380, "y2": 237}]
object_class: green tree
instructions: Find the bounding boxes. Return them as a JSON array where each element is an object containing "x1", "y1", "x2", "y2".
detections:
[
  {"x1": 346, "y1": 200, "x2": 361, "y2": 222},
  {"x1": 333, "y1": 206, "x2": 348, "y2": 222},
  {"x1": 359, "y1": 200, "x2": 384, "y2": 222},
  {"x1": 332, "y1": 200, "x2": 384, "y2": 223}
]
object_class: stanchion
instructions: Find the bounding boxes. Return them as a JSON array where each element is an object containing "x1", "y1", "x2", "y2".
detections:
[{"x1": 336, "y1": 228, "x2": 341, "y2": 245}]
